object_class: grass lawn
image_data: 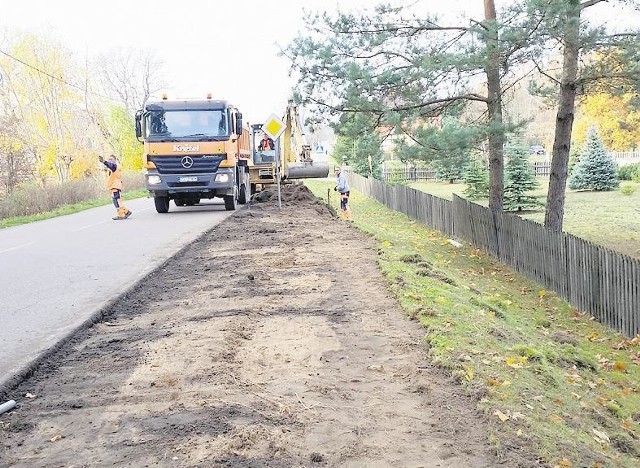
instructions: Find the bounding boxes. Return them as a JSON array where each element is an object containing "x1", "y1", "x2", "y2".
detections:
[
  {"x1": 305, "y1": 178, "x2": 640, "y2": 467},
  {"x1": 408, "y1": 179, "x2": 640, "y2": 259}
]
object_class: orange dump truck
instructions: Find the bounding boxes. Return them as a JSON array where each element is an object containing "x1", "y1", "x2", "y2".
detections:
[{"x1": 135, "y1": 95, "x2": 251, "y2": 212}]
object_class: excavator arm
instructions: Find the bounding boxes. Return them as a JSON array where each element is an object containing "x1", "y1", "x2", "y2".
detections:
[{"x1": 282, "y1": 103, "x2": 329, "y2": 180}]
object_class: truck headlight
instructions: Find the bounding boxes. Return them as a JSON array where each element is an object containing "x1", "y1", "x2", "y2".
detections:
[
  {"x1": 215, "y1": 174, "x2": 229, "y2": 183},
  {"x1": 148, "y1": 175, "x2": 162, "y2": 185}
]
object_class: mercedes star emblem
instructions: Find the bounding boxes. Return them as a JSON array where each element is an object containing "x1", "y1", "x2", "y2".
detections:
[{"x1": 181, "y1": 156, "x2": 194, "y2": 169}]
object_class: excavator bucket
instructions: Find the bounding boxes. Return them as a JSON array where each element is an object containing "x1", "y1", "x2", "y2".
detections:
[{"x1": 285, "y1": 161, "x2": 330, "y2": 180}]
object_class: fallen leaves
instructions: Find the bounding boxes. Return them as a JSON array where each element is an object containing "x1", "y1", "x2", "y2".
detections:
[
  {"x1": 591, "y1": 428, "x2": 610, "y2": 444},
  {"x1": 613, "y1": 335, "x2": 640, "y2": 350},
  {"x1": 486, "y1": 377, "x2": 511, "y2": 387},
  {"x1": 554, "y1": 458, "x2": 572, "y2": 468},
  {"x1": 566, "y1": 373, "x2": 583, "y2": 385},
  {"x1": 613, "y1": 361, "x2": 627, "y2": 372},
  {"x1": 492, "y1": 409, "x2": 527, "y2": 422},
  {"x1": 549, "y1": 414, "x2": 565, "y2": 423},
  {"x1": 506, "y1": 356, "x2": 528, "y2": 368},
  {"x1": 464, "y1": 366, "x2": 474, "y2": 381}
]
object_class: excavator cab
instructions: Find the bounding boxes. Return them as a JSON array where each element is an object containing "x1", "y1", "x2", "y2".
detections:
[
  {"x1": 247, "y1": 107, "x2": 329, "y2": 193},
  {"x1": 252, "y1": 125, "x2": 278, "y2": 164}
]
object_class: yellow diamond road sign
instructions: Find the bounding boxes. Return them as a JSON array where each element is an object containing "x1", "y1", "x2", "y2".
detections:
[{"x1": 262, "y1": 114, "x2": 286, "y2": 140}]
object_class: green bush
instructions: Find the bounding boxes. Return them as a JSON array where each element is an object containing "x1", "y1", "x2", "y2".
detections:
[
  {"x1": 618, "y1": 163, "x2": 640, "y2": 181},
  {"x1": 620, "y1": 183, "x2": 636, "y2": 196}
]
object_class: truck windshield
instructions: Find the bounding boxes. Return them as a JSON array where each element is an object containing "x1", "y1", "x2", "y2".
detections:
[{"x1": 146, "y1": 110, "x2": 228, "y2": 139}]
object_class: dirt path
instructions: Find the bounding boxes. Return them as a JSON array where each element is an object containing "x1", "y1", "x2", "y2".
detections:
[{"x1": 1, "y1": 185, "x2": 518, "y2": 467}]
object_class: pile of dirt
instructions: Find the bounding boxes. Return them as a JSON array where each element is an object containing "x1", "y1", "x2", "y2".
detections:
[
  {"x1": 250, "y1": 182, "x2": 336, "y2": 216},
  {"x1": 0, "y1": 194, "x2": 537, "y2": 467}
]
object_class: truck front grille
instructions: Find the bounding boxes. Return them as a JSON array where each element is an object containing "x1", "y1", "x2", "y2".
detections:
[{"x1": 150, "y1": 155, "x2": 224, "y2": 174}]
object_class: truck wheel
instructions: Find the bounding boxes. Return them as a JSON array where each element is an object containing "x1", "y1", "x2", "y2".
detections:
[
  {"x1": 154, "y1": 196, "x2": 170, "y2": 213},
  {"x1": 175, "y1": 199, "x2": 185, "y2": 207},
  {"x1": 224, "y1": 188, "x2": 237, "y2": 211},
  {"x1": 238, "y1": 182, "x2": 250, "y2": 205}
]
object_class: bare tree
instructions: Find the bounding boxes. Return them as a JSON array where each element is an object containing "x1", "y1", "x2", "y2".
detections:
[
  {"x1": 95, "y1": 49, "x2": 165, "y2": 114},
  {"x1": 0, "y1": 113, "x2": 31, "y2": 194}
]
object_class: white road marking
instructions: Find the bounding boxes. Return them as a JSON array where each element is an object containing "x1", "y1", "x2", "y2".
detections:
[
  {"x1": 0, "y1": 242, "x2": 36, "y2": 255},
  {"x1": 71, "y1": 220, "x2": 110, "y2": 232},
  {"x1": 70, "y1": 207, "x2": 152, "y2": 232}
]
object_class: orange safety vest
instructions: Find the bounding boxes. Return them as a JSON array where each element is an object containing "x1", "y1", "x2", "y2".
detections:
[
  {"x1": 262, "y1": 138, "x2": 273, "y2": 150},
  {"x1": 106, "y1": 166, "x2": 123, "y2": 191}
]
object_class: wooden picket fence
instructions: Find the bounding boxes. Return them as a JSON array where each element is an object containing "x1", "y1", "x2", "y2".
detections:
[
  {"x1": 381, "y1": 168, "x2": 438, "y2": 182},
  {"x1": 349, "y1": 172, "x2": 640, "y2": 337},
  {"x1": 384, "y1": 151, "x2": 640, "y2": 181}
]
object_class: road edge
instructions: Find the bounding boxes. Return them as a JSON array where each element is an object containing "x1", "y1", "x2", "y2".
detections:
[{"x1": 0, "y1": 209, "x2": 241, "y2": 400}]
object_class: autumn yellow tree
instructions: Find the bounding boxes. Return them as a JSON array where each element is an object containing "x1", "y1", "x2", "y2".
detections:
[
  {"x1": 574, "y1": 93, "x2": 640, "y2": 151},
  {"x1": 1, "y1": 34, "x2": 86, "y2": 183}
]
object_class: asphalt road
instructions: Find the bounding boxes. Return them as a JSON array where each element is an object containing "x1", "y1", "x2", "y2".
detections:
[{"x1": 0, "y1": 197, "x2": 236, "y2": 390}]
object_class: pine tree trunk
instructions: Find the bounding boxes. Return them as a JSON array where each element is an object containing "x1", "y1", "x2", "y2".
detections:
[
  {"x1": 484, "y1": 0, "x2": 504, "y2": 216},
  {"x1": 544, "y1": 1, "x2": 580, "y2": 232}
]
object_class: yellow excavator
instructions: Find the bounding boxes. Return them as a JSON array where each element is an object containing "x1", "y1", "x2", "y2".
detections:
[{"x1": 248, "y1": 103, "x2": 329, "y2": 193}]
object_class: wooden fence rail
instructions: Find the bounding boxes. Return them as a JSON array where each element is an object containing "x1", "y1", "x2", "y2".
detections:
[{"x1": 349, "y1": 172, "x2": 640, "y2": 337}]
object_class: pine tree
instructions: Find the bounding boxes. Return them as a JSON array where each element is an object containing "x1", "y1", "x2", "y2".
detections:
[
  {"x1": 568, "y1": 127, "x2": 619, "y2": 191},
  {"x1": 463, "y1": 158, "x2": 489, "y2": 200},
  {"x1": 331, "y1": 113, "x2": 384, "y2": 180},
  {"x1": 503, "y1": 142, "x2": 540, "y2": 212}
]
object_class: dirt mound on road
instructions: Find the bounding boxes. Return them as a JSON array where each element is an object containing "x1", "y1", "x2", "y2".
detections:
[{"x1": 0, "y1": 192, "x2": 530, "y2": 467}]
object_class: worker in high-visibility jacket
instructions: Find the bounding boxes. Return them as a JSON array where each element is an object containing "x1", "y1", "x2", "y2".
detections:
[
  {"x1": 258, "y1": 134, "x2": 275, "y2": 151},
  {"x1": 99, "y1": 154, "x2": 132, "y2": 220}
]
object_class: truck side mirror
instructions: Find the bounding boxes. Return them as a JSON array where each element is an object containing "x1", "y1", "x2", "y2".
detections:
[{"x1": 135, "y1": 112, "x2": 143, "y2": 141}]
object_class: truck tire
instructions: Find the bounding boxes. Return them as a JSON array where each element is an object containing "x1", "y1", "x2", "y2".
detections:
[
  {"x1": 224, "y1": 188, "x2": 237, "y2": 211},
  {"x1": 174, "y1": 199, "x2": 185, "y2": 207},
  {"x1": 154, "y1": 196, "x2": 170, "y2": 213},
  {"x1": 238, "y1": 182, "x2": 250, "y2": 205}
]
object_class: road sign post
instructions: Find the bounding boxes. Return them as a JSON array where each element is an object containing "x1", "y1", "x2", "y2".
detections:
[{"x1": 262, "y1": 114, "x2": 286, "y2": 209}]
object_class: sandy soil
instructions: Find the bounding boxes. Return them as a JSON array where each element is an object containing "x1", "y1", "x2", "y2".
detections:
[{"x1": 0, "y1": 184, "x2": 529, "y2": 467}]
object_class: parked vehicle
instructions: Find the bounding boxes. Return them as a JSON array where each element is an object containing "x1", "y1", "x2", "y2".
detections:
[
  {"x1": 135, "y1": 94, "x2": 251, "y2": 213},
  {"x1": 529, "y1": 145, "x2": 546, "y2": 155}
]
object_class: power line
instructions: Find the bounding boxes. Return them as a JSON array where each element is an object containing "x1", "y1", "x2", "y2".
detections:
[{"x1": 0, "y1": 48, "x2": 118, "y2": 102}]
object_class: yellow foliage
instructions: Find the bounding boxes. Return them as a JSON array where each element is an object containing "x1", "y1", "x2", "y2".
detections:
[
  {"x1": 613, "y1": 361, "x2": 627, "y2": 372},
  {"x1": 554, "y1": 457, "x2": 572, "y2": 468},
  {"x1": 506, "y1": 356, "x2": 528, "y2": 368},
  {"x1": 493, "y1": 409, "x2": 509, "y2": 422},
  {"x1": 575, "y1": 93, "x2": 640, "y2": 150},
  {"x1": 464, "y1": 366, "x2": 474, "y2": 381}
]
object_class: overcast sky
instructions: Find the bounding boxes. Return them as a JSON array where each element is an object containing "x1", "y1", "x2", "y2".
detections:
[
  {"x1": 0, "y1": 0, "x2": 632, "y2": 125},
  {"x1": 0, "y1": 0, "x2": 489, "y2": 124}
]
